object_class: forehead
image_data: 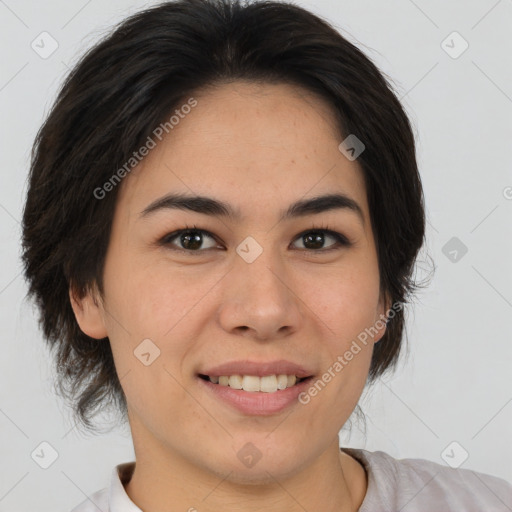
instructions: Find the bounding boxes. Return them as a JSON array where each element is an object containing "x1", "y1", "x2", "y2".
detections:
[{"x1": 117, "y1": 81, "x2": 369, "y2": 224}]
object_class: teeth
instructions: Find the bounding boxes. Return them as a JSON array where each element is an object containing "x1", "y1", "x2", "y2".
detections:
[
  {"x1": 277, "y1": 374, "x2": 288, "y2": 390},
  {"x1": 243, "y1": 375, "x2": 261, "y2": 392},
  {"x1": 260, "y1": 375, "x2": 278, "y2": 393},
  {"x1": 228, "y1": 375, "x2": 243, "y2": 389},
  {"x1": 208, "y1": 374, "x2": 302, "y2": 392}
]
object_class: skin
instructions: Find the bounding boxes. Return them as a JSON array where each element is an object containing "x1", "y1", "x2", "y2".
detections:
[{"x1": 71, "y1": 80, "x2": 390, "y2": 512}]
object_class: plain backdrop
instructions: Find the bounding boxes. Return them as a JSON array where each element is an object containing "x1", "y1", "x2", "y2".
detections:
[{"x1": 1, "y1": 0, "x2": 511, "y2": 510}]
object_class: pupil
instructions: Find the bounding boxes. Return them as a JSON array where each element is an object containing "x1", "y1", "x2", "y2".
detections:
[
  {"x1": 304, "y1": 232, "x2": 324, "y2": 249},
  {"x1": 182, "y1": 231, "x2": 202, "y2": 250},
  {"x1": 179, "y1": 231, "x2": 325, "y2": 251}
]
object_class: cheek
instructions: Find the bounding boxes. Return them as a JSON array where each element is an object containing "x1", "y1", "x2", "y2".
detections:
[
  {"x1": 304, "y1": 263, "x2": 381, "y2": 341},
  {"x1": 105, "y1": 251, "x2": 215, "y2": 338},
  {"x1": 102, "y1": 259, "x2": 225, "y2": 409}
]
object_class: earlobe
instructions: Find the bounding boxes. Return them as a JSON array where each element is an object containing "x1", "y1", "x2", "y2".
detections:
[
  {"x1": 373, "y1": 290, "x2": 391, "y2": 344},
  {"x1": 69, "y1": 284, "x2": 108, "y2": 339}
]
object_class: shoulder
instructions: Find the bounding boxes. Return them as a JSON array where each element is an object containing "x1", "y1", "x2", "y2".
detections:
[
  {"x1": 68, "y1": 462, "x2": 137, "y2": 512},
  {"x1": 69, "y1": 486, "x2": 109, "y2": 512},
  {"x1": 342, "y1": 447, "x2": 512, "y2": 512}
]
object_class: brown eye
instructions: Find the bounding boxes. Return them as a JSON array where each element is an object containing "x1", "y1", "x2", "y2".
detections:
[
  {"x1": 160, "y1": 226, "x2": 351, "y2": 254},
  {"x1": 302, "y1": 232, "x2": 327, "y2": 250},
  {"x1": 162, "y1": 228, "x2": 219, "y2": 252},
  {"x1": 292, "y1": 229, "x2": 350, "y2": 251}
]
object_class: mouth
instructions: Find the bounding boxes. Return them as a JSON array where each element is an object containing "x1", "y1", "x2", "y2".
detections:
[
  {"x1": 196, "y1": 371, "x2": 315, "y2": 415},
  {"x1": 198, "y1": 373, "x2": 313, "y2": 393},
  {"x1": 196, "y1": 359, "x2": 316, "y2": 414}
]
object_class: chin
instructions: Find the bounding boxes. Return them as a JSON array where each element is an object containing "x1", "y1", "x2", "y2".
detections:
[
  {"x1": 212, "y1": 462, "x2": 294, "y2": 486},
  {"x1": 203, "y1": 443, "x2": 307, "y2": 485}
]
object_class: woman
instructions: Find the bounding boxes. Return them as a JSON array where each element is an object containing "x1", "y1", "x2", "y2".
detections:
[{"x1": 21, "y1": 0, "x2": 512, "y2": 511}]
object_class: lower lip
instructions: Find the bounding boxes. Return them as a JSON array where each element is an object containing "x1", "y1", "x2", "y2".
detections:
[{"x1": 197, "y1": 376, "x2": 313, "y2": 416}]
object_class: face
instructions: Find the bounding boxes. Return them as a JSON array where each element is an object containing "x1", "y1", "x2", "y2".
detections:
[{"x1": 72, "y1": 81, "x2": 389, "y2": 483}]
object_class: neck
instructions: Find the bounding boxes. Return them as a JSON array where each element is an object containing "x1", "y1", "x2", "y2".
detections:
[{"x1": 123, "y1": 436, "x2": 366, "y2": 512}]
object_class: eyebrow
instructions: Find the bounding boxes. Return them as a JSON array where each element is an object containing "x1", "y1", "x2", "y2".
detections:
[{"x1": 140, "y1": 192, "x2": 365, "y2": 226}]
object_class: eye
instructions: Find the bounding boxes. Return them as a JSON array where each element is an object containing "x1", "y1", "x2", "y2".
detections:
[
  {"x1": 159, "y1": 224, "x2": 351, "y2": 254},
  {"x1": 160, "y1": 225, "x2": 220, "y2": 253},
  {"x1": 291, "y1": 228, "x2": 351, "y2": 251}
]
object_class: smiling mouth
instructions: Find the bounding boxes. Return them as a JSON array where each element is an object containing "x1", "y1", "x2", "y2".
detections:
[{"x1": 198, "y1": 374, "x2": 311, "y2": 393}]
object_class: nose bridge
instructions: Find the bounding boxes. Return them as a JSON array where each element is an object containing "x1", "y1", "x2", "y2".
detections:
[
  {"x1": 235, "y1": 233, "x2": 287, "y2": 298},
  {"x1": 217, "y1": 233, "x2": 300, "y2": 338}
]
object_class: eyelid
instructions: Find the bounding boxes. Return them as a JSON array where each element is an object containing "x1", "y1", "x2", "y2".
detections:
[
  {"x1": 291, "y1": 222, "x2": 353, "y2": 251},
  {"x1": 159, "y1": 225, "x2": 221, "y2": 252},
  {"x1": 159, "y1": 224, "x2": 352, "y2": 253}
]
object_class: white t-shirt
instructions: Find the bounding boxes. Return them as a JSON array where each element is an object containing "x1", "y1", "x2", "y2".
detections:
[{"x1": 70, "y1": 447, "x2": 512, "y2": 511}]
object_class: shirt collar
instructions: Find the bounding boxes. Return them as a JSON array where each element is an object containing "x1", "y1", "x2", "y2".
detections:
[{"x1": 108, "y1": 461, "x2": 141, "y2": 511}]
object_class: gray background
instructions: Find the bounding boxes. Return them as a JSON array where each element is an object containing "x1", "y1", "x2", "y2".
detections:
[{"x1": 1, "y1": 0, "x2": 511, "y2": 510}]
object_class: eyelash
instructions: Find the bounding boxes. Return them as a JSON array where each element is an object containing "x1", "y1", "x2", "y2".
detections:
[{"x1": 158, "y1": 223, "x2": 352, "y2": 255}]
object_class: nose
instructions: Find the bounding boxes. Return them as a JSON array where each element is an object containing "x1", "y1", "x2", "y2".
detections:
[{"x1": 216, "y1": 241, "x2": 303, "y2": 341}]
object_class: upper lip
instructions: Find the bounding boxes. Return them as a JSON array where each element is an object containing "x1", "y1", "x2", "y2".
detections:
[{"x1": 199, "y1": 359, "x2": 314, "y2": 379}]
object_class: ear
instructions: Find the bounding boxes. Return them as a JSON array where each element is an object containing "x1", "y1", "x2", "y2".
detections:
[
  {"x1": 373, "y1": 290, "x2": 391, "y2": 344},
  {"x1": 69, "y1": 282, "x2": 108, "y2": 339}
]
